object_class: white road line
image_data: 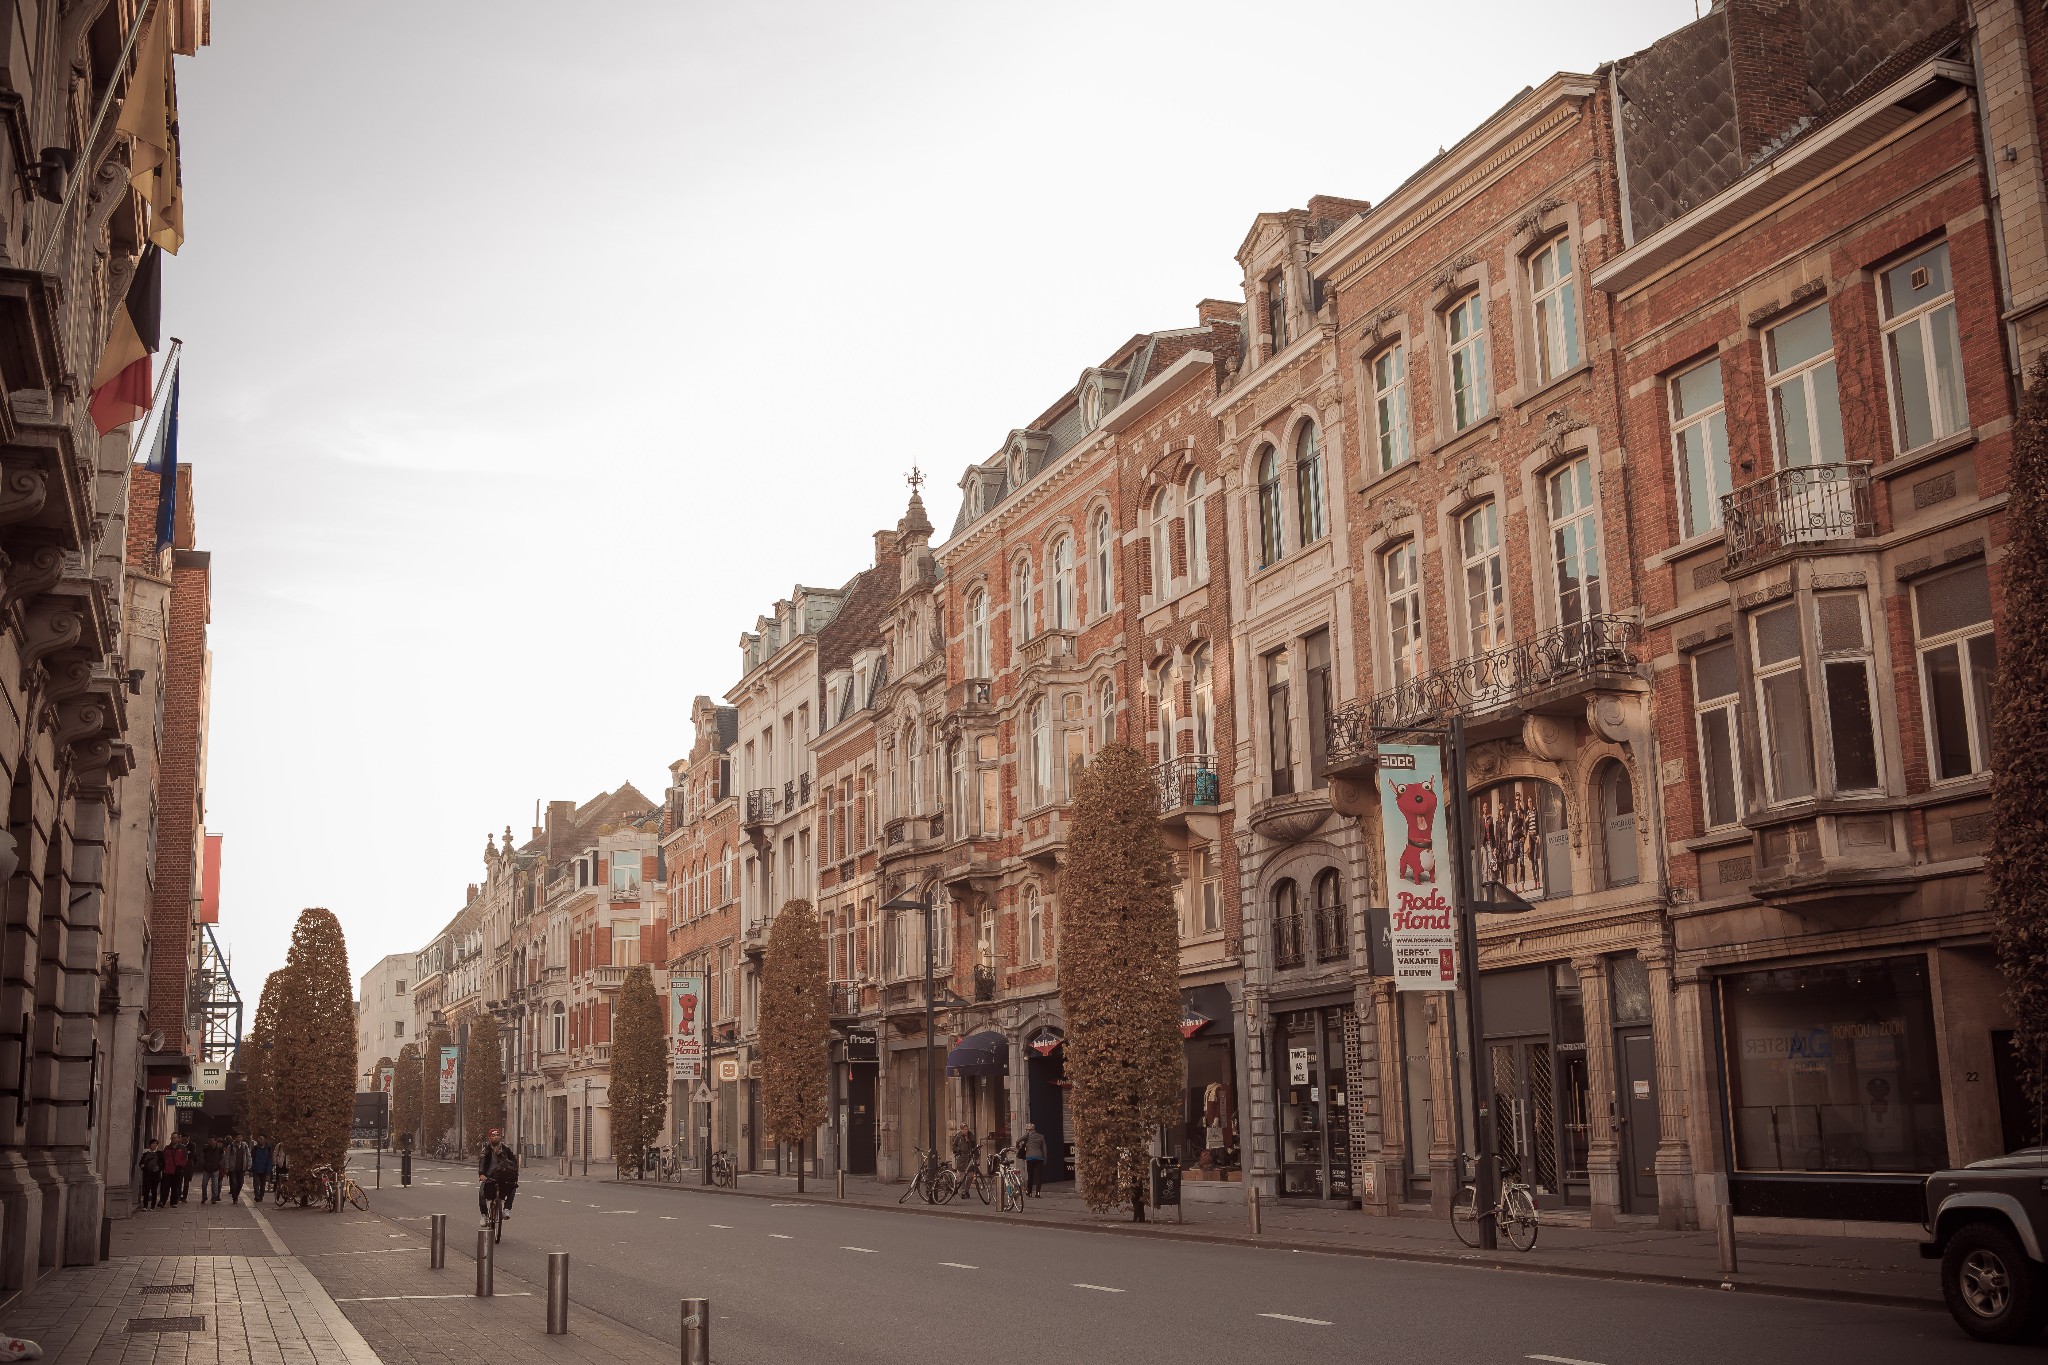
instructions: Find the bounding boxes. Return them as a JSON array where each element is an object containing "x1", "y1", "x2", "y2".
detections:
[
  {"x1": 660, "y1": 1216, "x2": 677, "y2": 1221},
  {"x1": 939, "y1": 1262, "x2": 977, "y2": 1270},
  {"x1": 710, "y1": 1224, "x2": 733, "y2": 1229},
  {"x1": 769, "y1": 1233, "x2": 794, "y2": 1240},
  {"x1": 601, "y1": 1210, "x2": 638, "y2": 1215},
  {"x1": 1528, "y1": 1356, "x2": 1608, "y2": 1365},
  {"x1": 770, "y1": 1202, "x2": 808, "y2": 1208},
  {"x1": 335, "y1": 1293, "x2": 536, "y2": 1302},
  {"x1": 1073, "y1": 1284, "x2": 1124, "y2": 1293},
  {"x1": 1259, "y1": 1313, "x2": 1333, "y2": 1326}
]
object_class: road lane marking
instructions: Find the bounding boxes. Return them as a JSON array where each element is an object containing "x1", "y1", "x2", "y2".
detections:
[
  {"x1": 1260, "y1": 1313, "x2": 1332, "y2": 1326},
  {"x1": 940, "y1": 1262, "x2": 977, "y2": 1270},
  {"x1": 769, "y1": 1233, "x2": 793, "y2": 1239},
  {"x1": 336, "y1": 1293, "x2": 536, "y2": 1302},
  {"x1": 601, "y1": 1210, "x2": 638, "y2": 1215},
  {"x1": 1528, "y1": 1357, "x2": 1608, "y2": 1365},
  {"x1": 840, "y1": 1246, "x2": 877, "y2": 1253},
  {"x1": 660, "y1": 1216, "x2": 677, "y2": 1221},
  {"x1": 1073, "y1": 1284, "x2": 1124, "y2": 1293},
  {"x1": 710, "y1": 1224, "x2": 733, "y2": 1229},
  {"x1": 771, "y1": 1202, "x2": 808, "y2": 1208}
]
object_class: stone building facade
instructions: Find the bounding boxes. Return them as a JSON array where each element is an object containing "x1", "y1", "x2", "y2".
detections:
[{"x1": 354, "y1": 954, "x2": 412, "y2": 1092}]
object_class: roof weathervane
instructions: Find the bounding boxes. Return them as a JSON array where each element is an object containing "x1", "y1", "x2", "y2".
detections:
[{"x1": 905, "y1": 465, "x2": 925, "y2": 493}]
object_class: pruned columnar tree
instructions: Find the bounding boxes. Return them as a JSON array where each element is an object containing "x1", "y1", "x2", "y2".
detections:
[
  {"x1": 1057, "y1": 743, "x2": 1183, "y2": 1214},
  {"x1": 421, "y1": 1027, "x2": 453, "y2": 1155},
  {"x1": 236, "y1": 970, "x2": 286, "y2": 1140},
  {"x1": 461, "y1": 1014, "x2": 505, "y2": 1150},
  {"x1": 609, "y1": 964, "x2": 668, "y2": 1176},
  {"x1": 270, "y1": 908, "x2": 355, "y2": 1205},
  {"x1": 1994, "y1": 357, "x2": 2048, "y2": 1146},
  {"x1": 392, "y1": 1042, "x2": 422, "y2": 1149},
  {"x1": 760, "y1": 898, "x2": 828, "y2": 1192}
]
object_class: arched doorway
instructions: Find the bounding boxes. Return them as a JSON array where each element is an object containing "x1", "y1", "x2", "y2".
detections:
[{"x1": 1024, "y1": 1026, "x2": 1070, "y2": 1183}]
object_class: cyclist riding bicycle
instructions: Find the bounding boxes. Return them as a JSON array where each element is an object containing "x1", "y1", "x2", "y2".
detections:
[{"x1": 478, "y1": 1129, "x2": 519, "y2": 1229}]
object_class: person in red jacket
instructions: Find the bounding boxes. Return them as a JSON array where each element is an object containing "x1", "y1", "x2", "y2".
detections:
[{"x1": 161, "y1": 1136, "x2": 190, "y2": 1205}]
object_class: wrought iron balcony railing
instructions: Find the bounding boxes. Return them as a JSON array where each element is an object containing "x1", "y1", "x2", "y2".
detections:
[
  {"x1": 828, "y1": 982, "x2": 857, "y2": 1017},
  {"x1": 744, "y1": 788, "x2": 777, "y2": 826},
  {"x1": 1721, "y1": 461, "x2": 1875, "y2": 576},
  {"x1": 1153, "y1": 754, "x2": 1221, "y2": 814},
  {"x1": 1313, "y1": 901, "x2": 1348, "y2": 964},
  {"x1": 1325, "y1": 614, "x2": 1641, "y2": 767},
  {"x1": 1272, "y1": 911, "x2": 1306, "y2": 970}
]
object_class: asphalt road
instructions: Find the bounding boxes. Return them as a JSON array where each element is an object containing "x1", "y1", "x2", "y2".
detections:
[{"x1": 370, "y1": 1160, "x2": 1990, "y2": 1365}]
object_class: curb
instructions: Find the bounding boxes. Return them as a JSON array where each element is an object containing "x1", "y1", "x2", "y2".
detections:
[{"x1": 604, "y1": 1173, "x2": 1941, "y2": 1313}]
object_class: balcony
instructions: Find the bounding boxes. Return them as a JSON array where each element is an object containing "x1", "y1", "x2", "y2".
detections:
[
  {"x1": 1154, "y1": 754, "x2": 1220, "y2": 813},
  {"x1": 828, "y1": 982, "x2": 859, "y2": 1018},
  {"x1": 883, "y1": 812, "x2": 946, "y2": 857},
  {"x1": 1271, "y1": 911, "x2": 1306, "y2": 970},
  {"x1": 1018, "y1": 629, "x2": 1079, "y2": 672},
  {"x1": 591, "y1": 965, "x2": 627, "y2": 991},
  {"x1": 1313, "y1": 900, "x2": 1349, "y2": 964},
  {"x1": 1325, "y1": 614, "x2": 1642, "y2": 770},
  {"x1": 1721, "y1": 461, "x2": 1876, "y2": 577},
  {"x1": 744, "y1": 788, "x2": 777, "y2": 830}
]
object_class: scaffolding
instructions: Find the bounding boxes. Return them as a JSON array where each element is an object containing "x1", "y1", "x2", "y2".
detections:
[{"x1": 194, "y1": 924, "x2": 243, "y2": 1066}]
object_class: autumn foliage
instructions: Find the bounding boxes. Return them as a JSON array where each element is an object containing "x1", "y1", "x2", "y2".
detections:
[
  {"x1": 609, "y1": 964, "x2": 668, "y2": 1173},
  {"x1": 269, "y1": 908, "x2": 356, "y2": 1204},
  {"x1": 759, "y1": 898, "x2": 829, "y2": 1175}
]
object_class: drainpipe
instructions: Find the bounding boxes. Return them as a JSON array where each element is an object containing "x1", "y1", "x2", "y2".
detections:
[{"x1": 1969, "y1": 21, "x2": 2025, "y2": 395}]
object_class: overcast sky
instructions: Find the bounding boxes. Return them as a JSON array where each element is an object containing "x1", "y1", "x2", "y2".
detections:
[{"x1": 168, "y1": 0, "x2": 1701, "y2": 1005}]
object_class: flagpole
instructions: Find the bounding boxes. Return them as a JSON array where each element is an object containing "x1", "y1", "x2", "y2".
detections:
[
  {"x1": 128, "y1": 337, "x2": 182, "y2": 461},
  {"x1": 34, "y1": 0, "x2": 159, "y2": 273}
]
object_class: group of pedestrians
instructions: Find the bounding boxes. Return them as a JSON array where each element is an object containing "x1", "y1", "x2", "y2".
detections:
[
  {"x1": 949, "y1": 1120, "x2": 1049, "y2": 1197},
  {"x1": 137, "y1": 1133, "x2": 280, "y2": 1209}
]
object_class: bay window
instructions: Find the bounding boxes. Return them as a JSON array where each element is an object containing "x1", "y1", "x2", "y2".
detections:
[
  {"x1": 1816, "y1": 591, "x2": 1881, "y2": 793},
  {"x1": 1913, "y1": 561, "x2": 1997, "y2": 781},
  {"x1": 1751, "y1": 602, "x2": 1817, "y2": 804},
  {"x1": 1692, "y1": 644, "x2": 1744, "y2": 830},
  {"x1": 1265, "y1": 648, "x2": 1293, "y2": 797}
]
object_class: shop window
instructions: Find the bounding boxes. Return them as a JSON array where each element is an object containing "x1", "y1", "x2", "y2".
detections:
[
  {"x1": 1447, "y1": 292, "x2": 1491, "y2": 431},
  {"x1": 1913, "y1": 562, "x2": 1997, "y2": 781},
  {"x1": 1670, "y1": 358, "x2": 1730, "y2": 540},
  {"x1": 1597, "y1": 762, "x2": 1639, "y2": 889},
  {"x1": 1372, "y1": 342, "x2": 1411, "y2": 473},
  {"x1": 1277, "y1": 1007, "x2": 1354, "y2": 1199},
  {"x1": 1528, "y1": 234, "x2": 1580, "y2": 384},
  {"x1": 1271, "y1": 879, "x2": 1304, "y2": 969},
  {"x1": 1183, "y1": 1029, "x2": 1239, "y2": 1179},
  {"x1": 1256, "y1": 447, "x2": 1285, "y2": 567},
  {"x1": 1881, "y1": 242, "x2": 1969, "y2": 452},
  {"x1": 1751, "y1": 602, "x2": 1817, "y2": 804},
  {"x1": 1470, "y1": 778, "x2": 1569, "y2": 901},
  {"x1": 1720, "y1": 955, "x2": 1949, "y2": 1174},
  {"x1": 1461, "y1": 501, "x2": 1507, "y2": 655},
  {"x1": 1312, "y1": 868, "x2": 1347, "y2": 962},
  {"x1": 1765, "y1": 304, "x2": 1843, "y2": 469},
  {"x1": 1296, "y1": 423, "x2": 1326, "y2": 546}
]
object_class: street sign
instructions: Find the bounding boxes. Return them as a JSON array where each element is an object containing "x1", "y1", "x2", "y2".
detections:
[
  {"x1": 668, "y1": 971, "x2": 704, "y2": 1082},
  {"x1": 195, "y1": 1061, "x2": 227, "y2": 1091},
  {"x1": 171, "y1": 1085, "x2": 202, "y2": 1108},
  {"x1": 1378, "y1": 743, "x2": 1458, "y2": 991},
  {"x1": 352, "y1": 1091, "x2": 389, "y2": 1143},
  {"x1": 692, "y1": 1084, "x2": 713, "y2": 1104}
]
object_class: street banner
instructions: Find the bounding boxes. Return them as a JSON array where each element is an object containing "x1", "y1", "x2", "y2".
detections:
[
  {"x1": 668, "y1": 970, "x2": 704, "y2": 1081},
  {"x1": 377, "y1": 1064, "x2": 394, "y2": 1095},
  {"x1": 438, "y1": 1045, "x2": 460, "y2": 1103},
  {"x1": 1379, "y1": 743, "x2": 1458, "y2": 991}
]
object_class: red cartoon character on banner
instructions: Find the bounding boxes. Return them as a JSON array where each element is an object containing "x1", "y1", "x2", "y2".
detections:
[{"x1": 1388, "y1": 775, "x2": 1439, "y2": 886}]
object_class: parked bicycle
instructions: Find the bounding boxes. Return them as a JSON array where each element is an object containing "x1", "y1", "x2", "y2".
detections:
[
  {"x1": 898, "y1": 1146, "x2": 956, "y2": 1205},
  {"x1": 995, "y1": 1146, "x2": 1027, "y2": 1213},
  {"x1": 310, "y1": 1163, "x2": 369, "y2": 1214},
  {"x1": 709, "y1": 1148, "x2": 737, "y2": 1188},
  {"x1": 1450, "y1": 1155, "x2": 1538, "y2": 1251},
  {"x1": 954, "y1": 1146, "x2": 994, "y2": 1206}
]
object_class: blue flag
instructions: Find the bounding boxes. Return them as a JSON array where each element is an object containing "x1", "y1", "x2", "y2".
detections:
[{"x1": 147, "y1": 369, "x2": 179, "y2": 551}]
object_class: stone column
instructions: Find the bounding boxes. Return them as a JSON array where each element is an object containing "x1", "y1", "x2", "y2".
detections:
[
  {"x1": 1574, "y1": 956, "x2": 1622, "y2": 1228},
  {"x1": 1671, "y1": 966, "x2": 1728, "y2": 1228},
  {"x1": 54, "y1": 732, "x2": 119, "y2": 1264},
  {"x1": 1241, "y1": 985, "x2": 1277, "y2": 1201},
  {"x1": 1364, "y1": 978, "x2": 1402, "y2": 1214},
  {"x1": 1425, "y1": 991, "x2": 1459, "y2": 1216},
  {"x1": 1643, "y1": 941, "x2": 1699, "y2": 1230},
  {"x1": 0, "y1": 726, "x2": 56, "y2": 1290}
]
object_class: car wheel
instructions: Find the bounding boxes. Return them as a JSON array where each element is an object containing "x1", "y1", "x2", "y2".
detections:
[{"x1": 1942, "y1": 1222, "x2": 2045, "y2": 1343}]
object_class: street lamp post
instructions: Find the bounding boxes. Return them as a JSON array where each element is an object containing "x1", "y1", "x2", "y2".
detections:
[{"x1": 880, "y1": 889, "x2": 938, "y2": 1164}]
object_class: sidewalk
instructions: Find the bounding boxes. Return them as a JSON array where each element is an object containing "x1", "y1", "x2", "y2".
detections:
[{"x1": 598, "y1": 1164, "x2": 1937, "y2": 1308}]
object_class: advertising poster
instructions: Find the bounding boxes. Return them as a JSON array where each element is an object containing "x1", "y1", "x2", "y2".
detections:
[
  {"x1": 668, "y1": 970, "x2": 704, "y2": 1081},
  {"x1": 438, "y1": 1045, "x2": 460, "y2": 1103},
  {"x1": 377, "y1": 1064, "x2": 394, "y2": 1095},
  {"x1": 1379, "y1": 743, "x2": 1458, "y2": 991}
]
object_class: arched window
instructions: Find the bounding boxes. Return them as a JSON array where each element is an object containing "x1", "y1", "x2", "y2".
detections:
[
  {"x1": 1024, "y1": 885, "x2": 1045, "y2": 963},
  {"x1": 1191, "y1": 644, "x2": 1213, "y2": 758},
  {"x1": 1028, "y1": 697, "x2": 1051, "y2": 806},
  {"x1": 1012, "y1": 559, "x2": 1035, "y2": 644},
  {"x1": 1154, "y1": 659, "x2": 1178, "y2": 761},
  {"x1": 1092, "y1": 509, "x2": 1114, "y2": 615},
  {"x1": 1186, "y1": 472, "x2": 1210, "y2": 583},
  {"x1": 1098, "y1": 677, "x2": 1117, "y2": 749},
  {"x1": 1598, "y1": 761, "x2": 1640, "y2": 888},
  {"x1": 1271, "y1": 878, "x2": 1303, "y2": 967},
  {"x1": 1151, "y1": 486, "x2": 1178, "y2": 594},
  {"x1": 1313, "y1": 868, "x2": 1346, "y2": 961},
  {"x1": 1469, "y1": 778, "x2": 1569, "y2": 901},
  {"x1": 1049, "y1": 535, "x2": 1076, "y2": 629},
  {"x1": 1256, "y1": 447, "x2": 1284, "y2": 567},
  {"x1": 965, "y1": 589, "x2": 990, "y2": 678},
  {"x1": 1296, "y1": 423, "x2": 1326, "y2": 545}
]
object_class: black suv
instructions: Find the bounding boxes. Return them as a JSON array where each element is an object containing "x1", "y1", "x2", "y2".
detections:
[{"x1": 1923, "y1": 1148, "x2": 2048, "y2": 1342}]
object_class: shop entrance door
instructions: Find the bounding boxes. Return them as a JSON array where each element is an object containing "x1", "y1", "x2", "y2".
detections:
[
  {"x1": 846, "y1": 1064, "x2": 877, "y2": 1175},
  {"x1": 1616, "y1": 1027, "x2": 1660, "y2": 1211},
  {"x1": 1487, "y1": 1037, "x2": 1559, "y2": 1196},
  {"x1": 1026, "y1": 1048, "x2": 1070, "y2": 1183}
]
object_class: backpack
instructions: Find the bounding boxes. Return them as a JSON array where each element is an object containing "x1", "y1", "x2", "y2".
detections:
[{"x1": 488, "y1": 1146, "x2": 518, "y2": 1182}]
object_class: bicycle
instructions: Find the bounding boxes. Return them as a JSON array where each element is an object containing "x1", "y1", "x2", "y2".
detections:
[
  {"x1": 898, "y1": 1147, "x2": 956, "y2": 1205},
  {"x1": 483, "y1": 1179, "x2": 506, "y2": 1244},
  {"x1": 1450, "y1": 1156, "x2": 1539, "y2": 1251},
  {"x1": 310, "y1": 1163, "x2": 369, "y2": 1214},
  {"x1": 709, "y1": 1148, "x2": 737, "y2": 1188},
  {"x1": 996, "y1": 1147, "x2": 1027, "y2": 1213},
  {"x1": 955, "y1": 1150, "x2": 993, "y2": 1206}
]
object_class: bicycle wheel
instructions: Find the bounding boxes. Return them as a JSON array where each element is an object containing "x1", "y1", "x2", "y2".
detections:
[
  {"x1": 491, "y1": 1195, "x2": 504, "y2": 1244},
  {"x1": 1503, "y1": 1185, "x2": 1539, "y2": 1252},
  {"x1": 346, "y1": 1179, "x2": 369, "y2": 1212},
  {"x1": 1450, "y1": 1183, "x2": 1484, "y2": 1247},
  {"x1": 934, "y1": 1168, "x2": 959, "y2": 1204},
  {"x1": 975, "y1": 1171, "x2": 992, "y2": 1206}
]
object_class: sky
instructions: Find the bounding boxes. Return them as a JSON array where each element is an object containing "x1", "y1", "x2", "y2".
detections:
[{"x1": 167, "y1": 0, "x2": 1704, "y2": 1004}]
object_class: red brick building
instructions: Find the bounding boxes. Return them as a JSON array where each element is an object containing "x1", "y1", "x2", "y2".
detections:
[{"x1": 661, "y1": 698, "x2": 739, "y2": 1161}]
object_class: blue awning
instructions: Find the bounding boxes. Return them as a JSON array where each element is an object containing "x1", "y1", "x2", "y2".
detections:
[{"x1": 946, "y1": 1031, "x2": 1009, "y2": 1077}]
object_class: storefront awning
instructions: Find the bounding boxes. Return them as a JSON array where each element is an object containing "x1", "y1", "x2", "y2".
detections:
[
  {"x1": 946, "y1": 1031, "x2": 1008, "y2": 1077},
  {"x1": 1181, "y1": 984, "x2": 1234, "y2": 1038}
]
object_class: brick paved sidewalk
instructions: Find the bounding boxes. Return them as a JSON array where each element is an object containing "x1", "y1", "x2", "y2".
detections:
[{"x1": 589, "y1": 1162, "x2": 1937, "y2": 1308}]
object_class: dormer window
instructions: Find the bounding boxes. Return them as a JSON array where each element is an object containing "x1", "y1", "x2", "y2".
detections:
[
  {"x1": 1081, "y1": 385, "x2": 1100, "y2": 431},
  {"x1": 967, "y1": 480, "x2": 984, "y2": 519}
]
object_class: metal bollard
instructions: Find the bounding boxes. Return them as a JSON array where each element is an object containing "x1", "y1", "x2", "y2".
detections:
[
  {"x1": 681, "y1": 1297, "x2": 710, "y2": 1364},
  {"x1": 1717, "y1": 1201, "x2": 1740, "y2": 1276},
  {"x1": 429, "y1": 1213, "x2": 446, "y2": 1269},
  {"x1": 546, "y1": 1253, "x2": 569, "y2": 1334},
  {"x1": 476, "y1": 1229, "x2": 494, "y2": 1297},
  {"x1": 837, "y1": 1169, "x2": 845, "y2": 1200},
  {"x1": 1247, "y1": 1185, "x2": 1261, "y2": 1236}
]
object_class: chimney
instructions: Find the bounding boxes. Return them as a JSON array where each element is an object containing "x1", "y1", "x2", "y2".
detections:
[
  {"x1": 1725, "y1": 0, "x2": 1808, "y2": 162},
  {"x1": 1196, "y1": 298, "x2": 1239, "y2": 328}
]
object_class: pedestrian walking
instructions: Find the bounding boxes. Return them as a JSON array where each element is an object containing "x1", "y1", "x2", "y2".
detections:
[
  {"x1": 224, "y1": 1134, "x2": 250, "y2": 1204},
  {"x1": 950, "y1": 1122, "x2": 977, "y2": 1175},
  {"x1": 272, "y1": 1142, "x2": 290, "y2": 1201},
  {"x1": 199, "y1": 1137, "x2": 225, "y2": 1203},
  {"x1": 1021, "y1": 1123, "x2": 1047, "y2": 1197},
  {"x1": 137, "y1": 1139, "x2": 164, "y2": 1210},
  {"x1": 162, "y1": 1136, "x2": 189, "y2": 1205},
  {"x1": 249, "y1": 1136, "x2": 273, "y2": 1203}
]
